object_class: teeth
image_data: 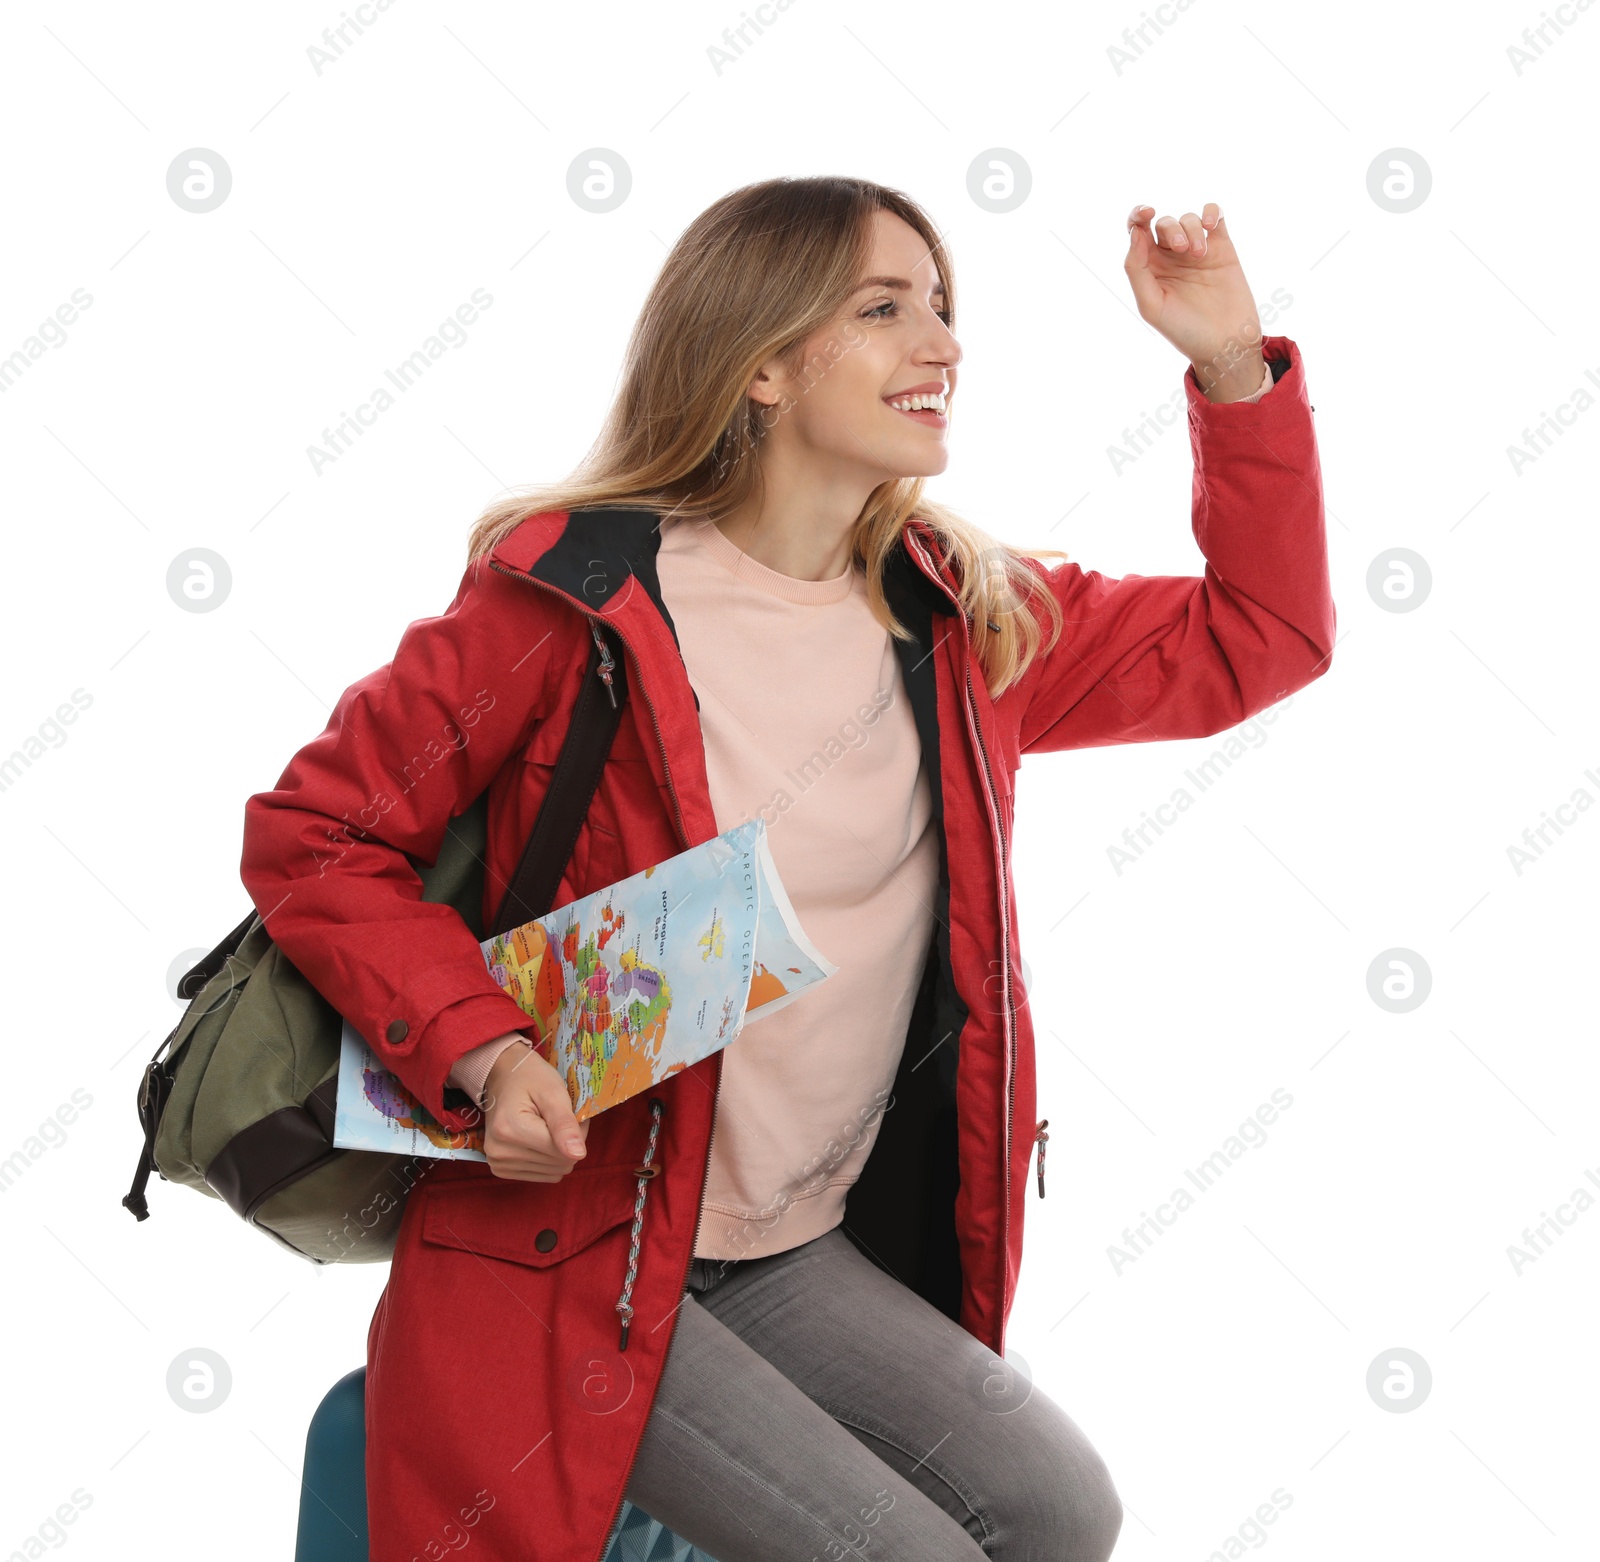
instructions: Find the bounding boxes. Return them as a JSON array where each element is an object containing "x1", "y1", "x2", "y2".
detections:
[{"x1": 887, "y1": 392, "x2": 946, "y2": 413}]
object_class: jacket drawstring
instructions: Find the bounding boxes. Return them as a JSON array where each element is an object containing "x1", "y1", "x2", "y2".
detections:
[{"x1": 615, "y1": 1096, "x2": 665, "y2": 1350}]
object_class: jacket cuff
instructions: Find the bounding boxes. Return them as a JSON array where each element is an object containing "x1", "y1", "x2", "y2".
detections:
[
  {"x1": 1185, "y1": 334, "x2": 1306, "y2": 430},
  {"x1": 385, "y1": 990, "x2": 541, "y2": 1134}
]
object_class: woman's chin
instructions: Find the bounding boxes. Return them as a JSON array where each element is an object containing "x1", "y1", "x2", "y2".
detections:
[{"x1": 880, "y1": 443, "x2": 952, "y2": 482}]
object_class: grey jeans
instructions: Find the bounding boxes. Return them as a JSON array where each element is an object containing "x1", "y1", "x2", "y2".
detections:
[{"x1": 620, "y1": 1225, "x2": 1124, "y2": 1561}]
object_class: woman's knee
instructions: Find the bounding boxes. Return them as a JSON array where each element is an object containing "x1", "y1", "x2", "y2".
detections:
[
  {"x1": 1056, "y1": 1444, "x2": 1123, "y2": 1562},
  {"x1": 986, "y1": 1405, "x2": 1124, "y2": 1561}
]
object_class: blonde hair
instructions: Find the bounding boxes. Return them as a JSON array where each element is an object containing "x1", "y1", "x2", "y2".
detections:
[{"x1": 466, "y1": 175, "x2": 1066, "y2": 698}]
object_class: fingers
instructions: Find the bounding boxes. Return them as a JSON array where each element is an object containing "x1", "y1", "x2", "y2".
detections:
[
  {"x1": 488, "y1": 1108, "x2": 587, "y2": 1181},
  {"x1": 535, "y1": 1081, "x2": 589, "y2": 1161},
  {"x1": 1153, "y1": 213, "x2": 1185, "y2": 250},
  {"x1": 1128, "y1": 202, "x2": 1226, "y2": 257},
  {"x1": 1157, "y1": 212, "x2": 1205, "y2": 255},
  {"x1": 481, "y1": 1047, "x2": 592, "y2": 1182},
  {"x1": 1122, "y1": 204, "x2": 1162, "y2": 320}
]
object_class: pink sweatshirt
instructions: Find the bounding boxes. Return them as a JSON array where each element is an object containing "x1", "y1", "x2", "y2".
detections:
[{"x1": 449, "y1": 359, "x2": 1283, "y2": 1255}]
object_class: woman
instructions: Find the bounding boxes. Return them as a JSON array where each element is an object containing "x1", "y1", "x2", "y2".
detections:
[{"x1": 241, "y1": 175, "x2": 1333, "y2": 1561}]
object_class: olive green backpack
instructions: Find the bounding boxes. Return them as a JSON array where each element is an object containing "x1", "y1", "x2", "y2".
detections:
[{"x1": 121, "y1": 620, "x2": 628, "y2": 1264}]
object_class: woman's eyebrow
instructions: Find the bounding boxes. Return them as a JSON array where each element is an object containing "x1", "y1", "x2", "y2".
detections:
[{"x1": 852, "y1": 275, "x2": 947, "y2": 295}]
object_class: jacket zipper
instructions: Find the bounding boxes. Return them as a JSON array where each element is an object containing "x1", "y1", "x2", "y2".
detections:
[
  {"x1": 485, "y1": 551, "x2": 724, "y2": 1561},
  {"x1": 901, "y1": 529, "x2": 1018, "y2": 1337},
  {"x1": 590, "y1": 619, "x2": 619, "y2": 708},
  {"x1": 963, "y1": 653, "x2": 1017, "y2": 1331},
  {"x1": 1034, "y1": 1119, "x2": 1048, "y2": 1198}
]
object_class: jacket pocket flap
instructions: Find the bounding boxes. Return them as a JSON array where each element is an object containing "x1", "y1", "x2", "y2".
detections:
[{"x1": 420, "y1": 1164, "x2": 639, "y2": 1269}]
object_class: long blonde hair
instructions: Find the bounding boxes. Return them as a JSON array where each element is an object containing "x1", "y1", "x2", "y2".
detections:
[{"x1": 466, "y1": 175, "x2": 1066, "y2": 698}]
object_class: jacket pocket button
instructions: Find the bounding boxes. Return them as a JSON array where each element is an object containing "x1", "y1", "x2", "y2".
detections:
[
  {"x1": 535, "y1": 1228, "x2": 557, "y2": 1253},
  {"x1": 386, "y1": 1020, "x2": 409, "y2": 1045}
]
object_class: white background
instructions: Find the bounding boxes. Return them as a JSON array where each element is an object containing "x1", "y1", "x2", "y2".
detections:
[{"x1": 2, "y1": 0, "x2": 1595, "y2": 1558}]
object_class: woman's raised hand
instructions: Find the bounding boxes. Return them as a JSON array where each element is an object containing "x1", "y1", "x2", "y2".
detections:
[
  {"x1": 478, "y1": 1036, "x2": 591, "y2": 1182},
  {"x1": 1123, "y1": 202, "x2": 1266, "y2": 402}
]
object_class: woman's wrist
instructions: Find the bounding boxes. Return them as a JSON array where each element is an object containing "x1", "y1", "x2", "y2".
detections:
[
  {"x1": 1195, "y1": 346, "x2": 1267, "y2": 404},
  {"x1": 449, "y1": 1032, "x2": 535, "y2": 1110}
]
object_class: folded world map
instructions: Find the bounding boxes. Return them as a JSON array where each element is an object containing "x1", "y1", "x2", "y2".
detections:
[{"x1": 331, "y1": 816, "x2": 836, "y2": 1162}]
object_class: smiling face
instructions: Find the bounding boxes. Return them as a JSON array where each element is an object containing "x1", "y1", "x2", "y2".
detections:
[{"x1": 745, "y1": 208, "x2": 962, "y2": 485}]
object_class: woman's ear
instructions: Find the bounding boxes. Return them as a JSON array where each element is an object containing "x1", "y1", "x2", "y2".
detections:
[{"x1": 745, "y1": 363, "x2": 784, "y2": 411}]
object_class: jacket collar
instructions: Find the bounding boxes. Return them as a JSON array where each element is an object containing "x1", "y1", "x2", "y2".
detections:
[
  {"x1": 487, "y1": 505, "x2": 961, "y2": 632},
  {"x1": 486, "y1": 506, "x2": 963, "y2": 854}
]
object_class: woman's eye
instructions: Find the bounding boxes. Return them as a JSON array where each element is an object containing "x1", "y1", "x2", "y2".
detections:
[{"x1": 863, "y1": 299, "x2": 953, "y2": 324}]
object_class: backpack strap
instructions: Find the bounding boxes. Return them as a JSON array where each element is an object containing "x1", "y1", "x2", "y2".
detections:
[
  {"x1": 488, "y1": 617, "x2": 629, "y2": 939},
  {"x1": 122, "y1": 618, "x2": 632, "y2": 1224}
]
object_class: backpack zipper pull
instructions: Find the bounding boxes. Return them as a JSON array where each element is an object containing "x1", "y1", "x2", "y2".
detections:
[
  {"x1": 1033, "y1": 1119, "x2": 1048, "y2": 1198},
  {"x1": 590, "y1": 620, "x2": 618, "y2": 709}
]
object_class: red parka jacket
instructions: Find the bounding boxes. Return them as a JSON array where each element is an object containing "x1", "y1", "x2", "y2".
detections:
[{"x1": 240, "y1": 335, "x2": 1333, "y2": 1562}]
